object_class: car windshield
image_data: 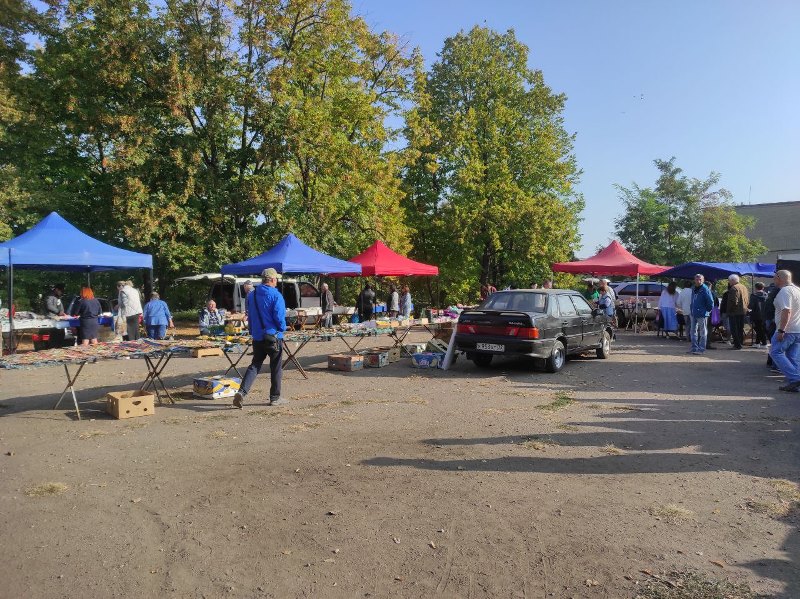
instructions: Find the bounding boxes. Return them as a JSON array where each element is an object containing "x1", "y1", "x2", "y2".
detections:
[{"x1": 480, "y1": 292, "x2": 547, "y2": 313}]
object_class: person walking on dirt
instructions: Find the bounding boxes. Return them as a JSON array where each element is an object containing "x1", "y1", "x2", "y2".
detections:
[
  {"x1": 726, "y1": 274, "x2": 749, "y2": 350},
  {"x1": 689, "y1": 274, "x2": 714, "y2": 354},
  {"x1": 769, "y1": 270, "x2": 800, "y2": 393},
  {"x1": 233, "y1": 268, "x2": 287, "y2": 408}
]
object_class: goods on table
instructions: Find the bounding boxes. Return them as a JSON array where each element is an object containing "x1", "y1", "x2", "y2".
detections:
[
  {"x1": 193, "y1": 376, "x2": 241, "y2": 399},
  {"x1": 328, "y1": 353, "x2": 364, "y2": 372},
  {"x1": 411, "y1": 352, "x2": 445, "y2": 369},
  {"x1": 106, "y1": 390, "x2": 155, "y2": 419}
]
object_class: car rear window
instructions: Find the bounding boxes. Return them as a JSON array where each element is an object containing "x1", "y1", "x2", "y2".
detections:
[{"x1": 481, "y1": 292, "x2": 547, "y2": 312}]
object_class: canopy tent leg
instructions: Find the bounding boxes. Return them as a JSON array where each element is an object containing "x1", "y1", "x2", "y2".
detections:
[{"x1": 6, "y1": 256, "x2": 14, "y2": 354}]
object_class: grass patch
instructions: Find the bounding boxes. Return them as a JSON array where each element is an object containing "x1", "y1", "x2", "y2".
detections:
[
  {"x1": 601, "y1": 443, "x2": 623, "y2": 455},
  {"x1": 163, "y1": 417, "x2": 186, "y2": 425},
  {"x1": 522, "y1": 436, "x2": 559, "y2": 451},
  {"x1": 536, "y1": 392, "x2": 574, "y2": 411},
  {"x1": 25, "y1": 482, "x2": 68, "y2": 497},
  {"x1": 634, "y1": 570, "x2": 768, "y2": 599},
  {"x1": 768, "y1": 478, "x2": 800, "y2": 502},
  {"x1": 78, "y1": 430, "x2": 107, "y2": 440},
  {"x1": 193, "y1": 413, "x2": 235, "y2": 422},
  {"x1": 248, "y1": 409, "x2": 297, "y2": 418},
  {"x1": 745, "y1": 499, "x2": 795, "y2": 519},
  {"x1": 126, "y1": 422, "x2": 148, "y2": 429},
  {"x1": 209, "y1": 429, "x2": 228, "y2": 439},
  {"x1": 648, "y1": 504, "x2": 695, "y2": 523},
  {"x1": 555, "y1": 423, "x2": 579, "y2": 431},
  {"x1": 608, "y1": 405, "x2": 644, "y2": 412}
]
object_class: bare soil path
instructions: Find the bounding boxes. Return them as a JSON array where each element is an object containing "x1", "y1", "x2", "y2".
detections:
[{"x1": 1, "y1": 332, "x2": 798, "y2": 598}]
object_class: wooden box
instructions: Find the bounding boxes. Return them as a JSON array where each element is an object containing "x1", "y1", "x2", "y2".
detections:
[
  {"x1": 426, "y1": 339, "x2": 449, "y2": 353},
  {"x1": 106, "y1": 390, "x2": 155, "y2": 419},
  {"x1": 362, "y1": 351, "x2": 389, "y2": 368},
  {"x1": 403, "y1": 342, "x2": 427, "y2": 355},
  {"x1": 328, "y1": 354, "x2": 364, "y2": 372}
]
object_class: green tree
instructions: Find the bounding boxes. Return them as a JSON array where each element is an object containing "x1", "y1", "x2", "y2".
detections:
[
  {"x1": 403, "y1": 26, "x2": 583, "y2": 302},
  {"x1": 614, "y1": 158, "x2": 765, "y2": 265}
]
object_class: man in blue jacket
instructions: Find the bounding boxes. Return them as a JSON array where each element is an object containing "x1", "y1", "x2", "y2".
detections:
[
  {"x1": 689, "y1": 274, "x2": 714, "y2": 354},
  {"x1": 233, "y1": 268, "x2": 287, "y2": 408}
]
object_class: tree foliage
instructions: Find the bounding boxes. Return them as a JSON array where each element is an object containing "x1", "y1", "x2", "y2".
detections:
[
  {"x1": 403, "y1": 26, "x2": 583, "y2": 301},
  {"x1": 614, "y1": 158, "x2": 765, "y2": 266}
]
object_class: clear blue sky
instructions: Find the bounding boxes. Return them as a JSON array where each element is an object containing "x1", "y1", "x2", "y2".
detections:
[{"x1": 355, "y1": 0, "x2": 800, "y2": 255}]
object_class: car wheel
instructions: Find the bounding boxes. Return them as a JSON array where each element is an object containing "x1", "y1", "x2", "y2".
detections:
[
  {"x1": 472, "y1": 353, "x2": 493, "y2": 368},
  {"x1": 545, "y1": 340, "x2": 566, "y2": 373},
  {"x1": 596, "y1": 331, "x2": 611, "y2": 359}
]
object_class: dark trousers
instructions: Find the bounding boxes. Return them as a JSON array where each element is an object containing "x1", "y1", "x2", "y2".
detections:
[
  {"x1": 752, "y1": 319, "x2": 767, "y2": 345},
  {"x1": 126, "y1": 315, "x2": 141, "y2": 340},
  {"x1": 240, "y1": 337, "x2": 283, "y2": 401},
  {"x1": 359, "y1": 308, "x2": 373, "y2": 323},
  {"x1": 766, "y1": 320, "x2": 776, "y2": 366},
  {"x1": 706, "y1": 316, "x2": 713, "y2": 348},
  {"x1": 728, "y1": 314, "x2": 745, "y2": 348}
]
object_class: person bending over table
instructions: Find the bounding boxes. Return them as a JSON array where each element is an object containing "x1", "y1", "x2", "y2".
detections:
[
  {"x1": 143, "y1": 292, "x2": 174, "y2": 340},
  {"x1": 233, "y1": 268, "x2": 287, "y2": 408},
  {"x1": 199, "y1": 299, "x2": 225, "y2": 335},
  {"x1": 71, "y1": 286, "x2": 102, "y2": 345},
  {"x1": 118, "y1": 280, "x2": 143, "y2": 341}
]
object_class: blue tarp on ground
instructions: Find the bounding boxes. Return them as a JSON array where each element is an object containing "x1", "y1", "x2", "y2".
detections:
[
  {"x1": 0, "y1": 212, "x2": 152, "y2": 271},
  {"x1": 220, "y1": 233, "x2": 362, "y2": 275},
  {"x1": 656, "y1": 262, "x2": 775, "y2": 280}
]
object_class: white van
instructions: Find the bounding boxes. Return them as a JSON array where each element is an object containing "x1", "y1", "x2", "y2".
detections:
[{"x1": 175, "y1": 273, "x2": 322, "y2": 313}]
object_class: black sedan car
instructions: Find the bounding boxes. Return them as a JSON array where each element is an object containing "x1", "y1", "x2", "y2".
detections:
[{"x1": 454, "y1": 289, "x2": 613, "y2": 372}]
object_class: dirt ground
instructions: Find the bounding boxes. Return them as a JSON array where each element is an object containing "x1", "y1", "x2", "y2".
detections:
[{"x1": 0, "y1": 331, "x2": 798, "y2": 598}]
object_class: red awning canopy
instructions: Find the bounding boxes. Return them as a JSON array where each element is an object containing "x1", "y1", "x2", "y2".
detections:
[
  {"x1": 344, "y1": 240, "x2": 439, "y2": 276},
  {"x1": 551, "y1": 240, "x2": 668, "y2": 276}
]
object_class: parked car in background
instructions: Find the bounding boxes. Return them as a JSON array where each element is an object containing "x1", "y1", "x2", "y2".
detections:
[
  {"x1": 175, "y1": 273, "x2": 321, "y2": 313},
  {"x1": 611, "y1": 281, "x2": 667, "y2": 327},
  {"x1": 454, "y1": 289, "x2": 613, "y2": 373}
]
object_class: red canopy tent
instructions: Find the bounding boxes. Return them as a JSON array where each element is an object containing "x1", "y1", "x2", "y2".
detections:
[
  {"x1": 346, "y1": 240, "x2": 439, "y2": 276},
  {"x1": 551, "y1": 240, "x2": 667, "y2": 276},
  {"x1": 551, "y1": 241, "x2": 668, "y2": 332}
]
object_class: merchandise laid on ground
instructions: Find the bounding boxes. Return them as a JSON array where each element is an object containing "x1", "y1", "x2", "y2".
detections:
[
  {"x1": 214, "y1": 316, "x2": 458, "y2": 379},
  {"x1": 0, "y1": 338, "x2": 227, "y2": 419}
]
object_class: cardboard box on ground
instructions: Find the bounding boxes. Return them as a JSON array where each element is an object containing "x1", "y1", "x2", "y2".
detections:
[
  {"x1": 106, "y1": 390, "x2": 154, "y2": 419},
  {"x1": 328, "y1": 354, "x2": 364, "y2": 371},
  {"x1": 193, "y1": 376, "x2": 241, "y2": 399}
]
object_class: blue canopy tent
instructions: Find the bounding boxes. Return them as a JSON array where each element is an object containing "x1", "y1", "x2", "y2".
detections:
[
  {"x1": 220, "y1": 233, "x2": 362, "y2": 275},
  {"x1": 656, "y1": 262, "x2": 775, "y2": 281},
  {"x1": 1, "y1": 212, "x2": 153, "y2": 352}
]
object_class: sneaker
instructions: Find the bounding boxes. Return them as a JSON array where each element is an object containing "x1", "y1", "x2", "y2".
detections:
[
  {"x1": 778, "y1": 382, "x2": 800, "y2": 393},
  {"x1": 686, "y1": 349, "x2": 697, "y2": 354},
  {"x1": 270, "y1": 397, "x2": 289, "y2": 406},
  {"x1": 232, "y1": 392, "x2": 244, "y2": 409}
]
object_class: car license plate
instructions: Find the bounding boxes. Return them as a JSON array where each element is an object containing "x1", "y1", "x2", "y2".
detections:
[{"x1": 476, "y1": 343, "x2": 504, "y2": 352}]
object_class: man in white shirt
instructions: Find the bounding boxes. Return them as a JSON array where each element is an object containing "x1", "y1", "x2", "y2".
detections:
[
  {"x1": 769, "y1": 270, "x2": 800, "y2": 392},
  {"x1": 676, "y1": 282, "x2": 693, "y2": 341}
]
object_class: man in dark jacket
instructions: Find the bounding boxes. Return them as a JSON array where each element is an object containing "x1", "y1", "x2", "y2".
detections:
[
  {"x1": 726, "y1": 274, "x2": 750, "y2": 349},
  {"x1": 765, "y1": 283, "x2": 781, "y2": 368},
  {"x1": 358, "y1": 284, "x2": 376, "y2": 322},
  {"x1": 750, "y1": 282, "x2": 768, "y2": 347}
]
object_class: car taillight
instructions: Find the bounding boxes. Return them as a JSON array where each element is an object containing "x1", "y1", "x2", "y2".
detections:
[
  {"x1": 516, "y1": 327, "x2": 539, "y2": 339},
  {"x1": 458, "y1": 324, "x2": 538, "y2": 338}
]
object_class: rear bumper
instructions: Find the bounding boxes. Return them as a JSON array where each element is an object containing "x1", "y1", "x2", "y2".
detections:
[{"x1": 454, "y1": 334, "x2": 557, "y2": 359}]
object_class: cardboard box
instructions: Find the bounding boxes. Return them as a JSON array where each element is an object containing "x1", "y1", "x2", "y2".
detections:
[
  {"x1": 403, "y1": 342, "x2": 427, "y2": 355},
  {"x1": 328, "y1": 354, "x2": 364, "y2": 372},
  {"x1": 411, "y1": 352, "x2": 445, "y2": 369},
  {"x1": 106, "y1": 390, "x2": 155, "y2": 419},
  {"x1": 362, "y1": 351, "x2": 389, "y2": 368},
  {"x1": 426, "y1": 339, "x2": 449, "y2": 353},
  {"x1": 193, "y1": 376, "x2": 241, "y2": 399},
  {"x1": 192, "y1": 347, "x2": 224, "y2": 358},
  {"x1": 369, "y1": 346, "x2": 401, "y2": 363}
]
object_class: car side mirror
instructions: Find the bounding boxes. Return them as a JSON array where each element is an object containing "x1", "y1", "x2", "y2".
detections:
[{"x1": 591, "y1": 308, "x2": 600, "y2": 317}]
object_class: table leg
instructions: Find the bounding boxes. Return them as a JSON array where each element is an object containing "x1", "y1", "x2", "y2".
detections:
[
  {"x1": 390, "y1": 328, "x2": 413, "y2": 356},
  {"x1": 282, "y1": 338, "x2": 310, "y2": 379},
  {"x1": 141, "y1": 353, "x2": 174, "y2": 404},
  {"x1": 52, "y1": 361, "x2": 87, "y2": 420},
  {"x1": 340, "y1": 335, "x2": 367, "y2": 354},
  {"x1": 223, "y1": 346, "x2": 249, "y2": 377}
]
